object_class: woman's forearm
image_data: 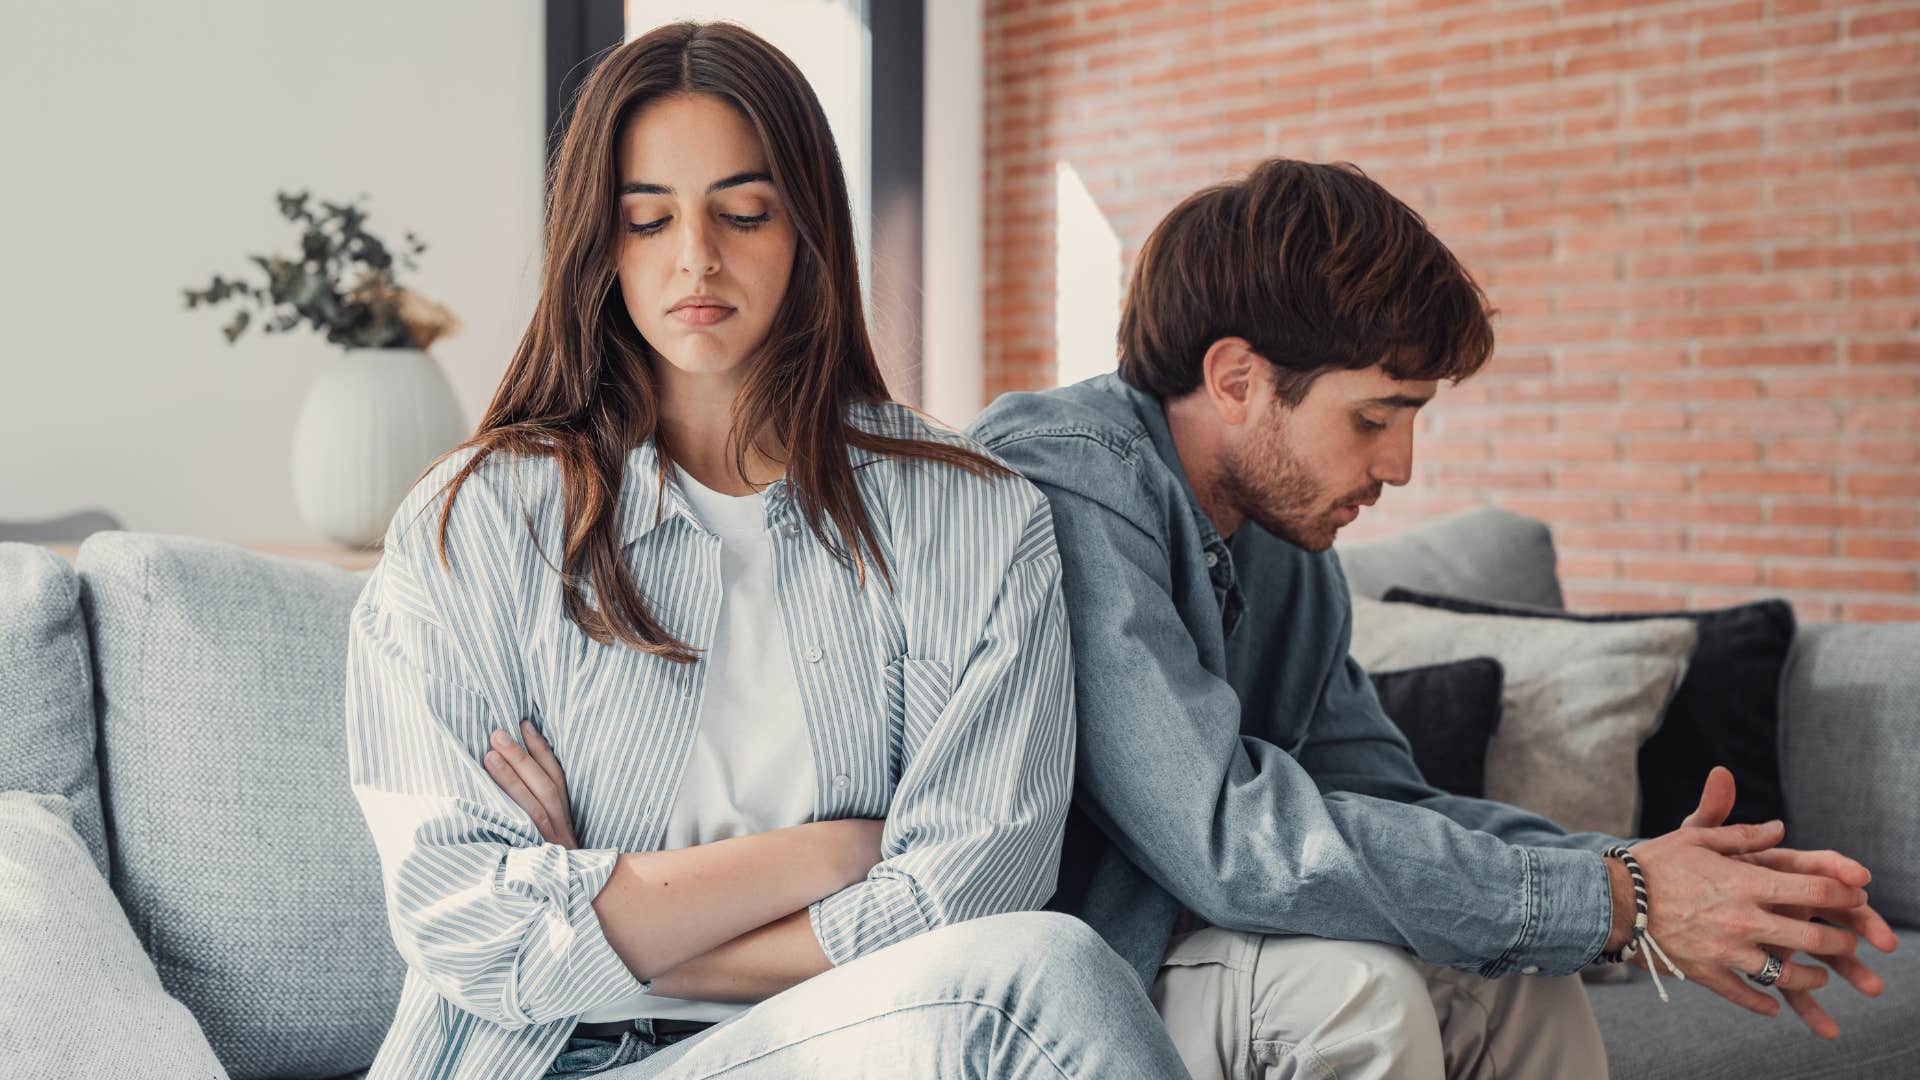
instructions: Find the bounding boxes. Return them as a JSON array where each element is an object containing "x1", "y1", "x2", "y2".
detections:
[
  {"x1": 646, "y1": 909, "x2": 828, "y2": 1002},
  {"x1": 591, "y1": 819, "x2": 876, "y2": 981}
]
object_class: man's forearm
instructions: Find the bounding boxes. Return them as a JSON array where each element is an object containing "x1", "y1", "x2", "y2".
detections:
[{"x1": 646, "y1": 909, "x2": 829, "y2": 1003}]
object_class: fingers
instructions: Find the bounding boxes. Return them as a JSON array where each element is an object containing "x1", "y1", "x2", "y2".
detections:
[
  {"x1": 1694, "y1": 819, "x2": 1785, "y2": 856},
  {"x1": 485, "y1": 728, "x2": 574, "y2": 845},
  {"x1": 1740, "y1": 847, "x2": 1873, "y2": 889},
  {"x1": 1812, "y1": 948, "x2": 1886, "y2": 999},
  {"x1": 1746, "y1": 865, "x2": 1869, "y2": 910},
  {"x1": 1681, "y1": 766, "x2": 1737, "y2": 830},
  {"x1": 1751, "y1": 911, "x2": 1857, "y2": 960},
  {"x1": 1839, "y1": 901, "x2": 1902, "y2": 955},
  {"x1": 1781, "y1": 986, "x2": 1840, "y2": 1040},
  {"x1": 521, "y1": 718, "x2": 568, "y2": 790},
  {"x1": 1691, "y1": 965, "x2": 1782, "y2": 1019},
  {"x1": 1735, "y1": 946, "x2": 1828, "y2": 993},
  {"x1": 484, "y1": 744, "x2": 556, "y2": 837}
]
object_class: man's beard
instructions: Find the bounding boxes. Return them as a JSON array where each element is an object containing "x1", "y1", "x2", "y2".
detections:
[{"x1": 1219, "y1": 410, "x2": 1377, "y2": 553}]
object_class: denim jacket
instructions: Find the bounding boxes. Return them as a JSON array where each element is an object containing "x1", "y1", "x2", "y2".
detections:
[{"x1": 970, "y1": 373, "x2": 1619, "y2": 987}]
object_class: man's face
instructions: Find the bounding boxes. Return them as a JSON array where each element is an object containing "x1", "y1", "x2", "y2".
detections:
[{"x1": 1220, "y1": 363, "x2": 1434, "y2": 552}]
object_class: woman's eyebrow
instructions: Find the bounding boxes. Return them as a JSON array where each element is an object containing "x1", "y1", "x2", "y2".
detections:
[{"x1": 617, "y1": 171, "x2": 772, "y2": 196}]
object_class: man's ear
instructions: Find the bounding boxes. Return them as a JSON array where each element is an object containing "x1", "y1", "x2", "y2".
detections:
[{"x1": 1200, "y1": 337, "x2": 1262, "y2": 426}]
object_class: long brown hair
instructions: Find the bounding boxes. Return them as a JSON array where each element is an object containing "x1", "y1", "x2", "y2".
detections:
[
  {"x1": 1119, "y1": 158, "x2": 1494, "y2": 406},
  {"x1": 425, "y1": 21, "x2": 1005, "y2": 662}
]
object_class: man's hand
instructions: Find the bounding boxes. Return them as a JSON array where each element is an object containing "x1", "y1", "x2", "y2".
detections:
[
  {"x1": 1666, "y1": 766, "x2": 1898, "y2": 1037},
  {"x1": 1627, "y1": 766, "x2": 1895, "y2": 1037},
  {"x1": 484, "y1": 719, "x2": 579, "y2": 849}
]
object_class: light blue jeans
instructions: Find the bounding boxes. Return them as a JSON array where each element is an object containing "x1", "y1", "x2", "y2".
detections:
[{"x1": 547, "y1": 911, "x2": 1190, "y2": 1078}]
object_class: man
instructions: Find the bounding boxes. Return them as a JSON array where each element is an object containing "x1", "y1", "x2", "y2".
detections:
[{"x1": 967, "y1": 159, "x2": 1896, "y2": 1079}]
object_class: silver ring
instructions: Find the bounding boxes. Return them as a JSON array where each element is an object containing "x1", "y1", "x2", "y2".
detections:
[{"x1": 1749, "y1": 953, "x2": 1784, "y2": 987}]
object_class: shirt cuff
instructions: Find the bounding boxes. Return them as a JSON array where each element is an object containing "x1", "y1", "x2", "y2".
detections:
[
  {"x1": 807, "y1": 874, "x2": 933, "y2": 967},
  {"x1": 501, "y1": 844, "x2": 647, "y2": 1021},
  {"x1": 1491, "y1": 846, "x2": 1614, "y2": 978}
]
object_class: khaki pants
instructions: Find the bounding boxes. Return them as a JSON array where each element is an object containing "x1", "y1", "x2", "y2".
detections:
[{"x1": 1151, "y1": 928, "x2": 1608, "y2": 1080}]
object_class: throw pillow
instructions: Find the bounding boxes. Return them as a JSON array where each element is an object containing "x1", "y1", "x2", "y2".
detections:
[
  {"x1": 1381, "y1": 589, "x2": 1793, "y2": 835},
  {"x1": 1348, "y1": 596, "x2": 1697, "y2": 838},
  {"x1": 0, "y1": 791, "x2": 227, "y2": 1078},
  {"x1": 1367, "y1": 658, "x2": 1505, "y2": 799}
]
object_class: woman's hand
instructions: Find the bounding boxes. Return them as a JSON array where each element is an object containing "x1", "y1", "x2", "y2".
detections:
[{"x1": 484, "y1": 719, "x2": 579, "y2": 849}]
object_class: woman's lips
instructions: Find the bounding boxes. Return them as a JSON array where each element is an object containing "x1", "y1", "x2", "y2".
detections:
[{"x1": 670, "y1": 303, "x2": 735, "y2": 326}]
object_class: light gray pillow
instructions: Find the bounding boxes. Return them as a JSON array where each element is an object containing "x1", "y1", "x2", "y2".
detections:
[
  {"x1": 0, "y1": 791, "x2": 227, "y2": 1078},
  {"x1": 76, "y1": 533, "x2": 401, "y2": 1080},
  {"x1": 1349, "y1": 596, "x2": 1697, "y2": 838},
  {"x1": 0, "y1": 543, "x2": 108, "y2": 874}
]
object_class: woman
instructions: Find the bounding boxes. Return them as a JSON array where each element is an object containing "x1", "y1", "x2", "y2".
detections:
[{"x1": 344, "y1": 21, "x2": 1187, "y2": 1080}]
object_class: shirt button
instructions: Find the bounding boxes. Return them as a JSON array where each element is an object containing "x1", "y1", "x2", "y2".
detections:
[
  {"x1": 1520, "y1": 965, "x2": 1540, "y2": 975},
  {"x1": 833, "y1": 774, "x2": 850, "y2": 790},
  {"x1": 784, "y1": 521, "x2": 802, "y2": 537},
  {"x1": 1204, "y1": 551, "x2": 1219, "y2": 568},
  {"x1": 803, "y1": 645, "x2": 823, "y2": 663}
]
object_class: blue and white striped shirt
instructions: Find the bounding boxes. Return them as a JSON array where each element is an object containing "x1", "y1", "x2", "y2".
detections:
[{"x1": 345, "y1": 403, "x2": 1075, "y2": 1079}]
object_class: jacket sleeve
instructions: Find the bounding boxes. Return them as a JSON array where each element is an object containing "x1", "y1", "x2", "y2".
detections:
[
  {"x1": 996, "y1": 432, "x2": 1614, "y2": 978},
  {"x1": 808, "y1": 497, "x2": 1076, "y2": 966},
  {"x1": 345, "y1": 473, "x2": 644, "y2": 1030}
]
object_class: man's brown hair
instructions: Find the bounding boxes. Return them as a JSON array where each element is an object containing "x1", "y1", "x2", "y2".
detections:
[{"x1": 1118, "y1": 158, "x2": 1495, "y2": 405}]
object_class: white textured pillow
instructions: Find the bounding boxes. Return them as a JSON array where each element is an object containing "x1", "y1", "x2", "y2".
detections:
[
  {"x1": 1349, "y1": 597, "x2": 1697, "y2": 838},
  {"x1": 0, "y1": 791, "x2": 227, "y2": 1078}
]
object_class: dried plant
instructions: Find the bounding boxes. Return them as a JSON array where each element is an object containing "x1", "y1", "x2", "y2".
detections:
[{"x1": 182, "y1": 190, "x2": 458, "y2": 350}]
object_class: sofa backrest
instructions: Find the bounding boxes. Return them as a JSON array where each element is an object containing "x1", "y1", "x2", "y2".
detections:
[
  {"x1": 76, "y1": 532, "x2": 402, "y2": 1080},
  {"x1": 1779, "y1": 621, "x2": 1920, "y2": 927},
  {"x1": 1337, "y1": 507, "x2": 1565, "y2": 609}
]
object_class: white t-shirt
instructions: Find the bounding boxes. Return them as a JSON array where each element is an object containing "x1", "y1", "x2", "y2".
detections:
[{"x1": 577, "y1": 467, "x2": 817, "y2": 1025}]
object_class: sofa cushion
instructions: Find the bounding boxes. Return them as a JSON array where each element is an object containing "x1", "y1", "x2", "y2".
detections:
[
  {"x1": 1381, "y1": 589, "x2": 1794, "y2": 838},
  {"x1": 77, "y1": 533, "x2": 401, "y2": 1079},
  {"x1": 0, "y1": 543, "x2": 109, "y2": 874},
  {"x1": 1336, "y1": 508, "x2": 1565, "y2": 608},
  {"x1": 1367, "y1": 658, "x2": 1505, "y2": 799},
  {"x1": 0, "y1": 791, "x2": 227, "y2": 1078},
  {"x1": 1779, "y1": 621, "x2": 1920, "y2": 928},
  {"x1": 1589, "y1": 926, "x2": 1920, "y2": 1079},
  {"x1": 1349, "y1": 596, "x2": 1696, "y2": 838}
]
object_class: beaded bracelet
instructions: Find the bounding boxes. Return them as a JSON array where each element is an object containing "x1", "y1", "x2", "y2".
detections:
[{"x1": 1597, "y1": 845, "x2": 1685, "y2": 1002}]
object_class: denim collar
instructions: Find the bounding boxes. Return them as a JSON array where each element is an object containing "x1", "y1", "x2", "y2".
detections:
[{"x1": 1108, "y1": 375, "x2": 1246, "y2": 638}]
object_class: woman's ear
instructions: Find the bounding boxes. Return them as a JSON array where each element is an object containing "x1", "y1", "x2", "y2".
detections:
[{"x1": 1199, "y1": 337, "x2": 1262, "y2": 427}]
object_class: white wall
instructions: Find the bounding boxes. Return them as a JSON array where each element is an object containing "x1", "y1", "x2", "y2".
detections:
[{"x1": 0, "y1": 1, "x2": 544, "y2": 542}]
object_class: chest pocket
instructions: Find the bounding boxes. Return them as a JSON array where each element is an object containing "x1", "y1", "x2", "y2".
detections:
[{"x1": 881, "y1": 655, "x2": 955, "y2": 787}]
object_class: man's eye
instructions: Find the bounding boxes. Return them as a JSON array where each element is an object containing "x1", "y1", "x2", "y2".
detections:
[
  {"x1": 627, "y1": 216, "x2": 669, "y2": 235},
  {"x1": 1356, "y1": 416, "x2": 1388, "y2": 433}
]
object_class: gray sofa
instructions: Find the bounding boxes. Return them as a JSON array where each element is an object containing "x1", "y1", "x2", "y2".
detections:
[{"x1": 1, "y1": 508, "x2": 1913, "y2": 1078}]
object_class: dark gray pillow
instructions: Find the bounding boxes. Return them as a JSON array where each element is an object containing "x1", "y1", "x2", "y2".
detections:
[
  {"x1": 1382, "y1": 588, "x2": 1792, "y2": 836},
  {"x1": 1368, "y1": 658, "x2": 1504, "y2": 799}
]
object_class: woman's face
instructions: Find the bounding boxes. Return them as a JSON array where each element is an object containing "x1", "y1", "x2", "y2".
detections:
[{"x1": 615, "y1": 93, "x2": 797, "y2": 381}]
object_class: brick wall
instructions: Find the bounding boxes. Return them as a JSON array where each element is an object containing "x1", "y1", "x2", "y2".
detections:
[{"x1": 982, "y1": 0, "x2": 1920, "y2": 621}]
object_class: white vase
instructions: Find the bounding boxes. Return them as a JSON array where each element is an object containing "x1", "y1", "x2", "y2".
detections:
[{"x1": 290, "y1": 348, "x2": 468, "y2": 549}]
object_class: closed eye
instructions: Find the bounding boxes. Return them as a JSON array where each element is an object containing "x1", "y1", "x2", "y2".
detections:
[{"x1": 627, "y1": 216, "x2": 669, "y2": 236}]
